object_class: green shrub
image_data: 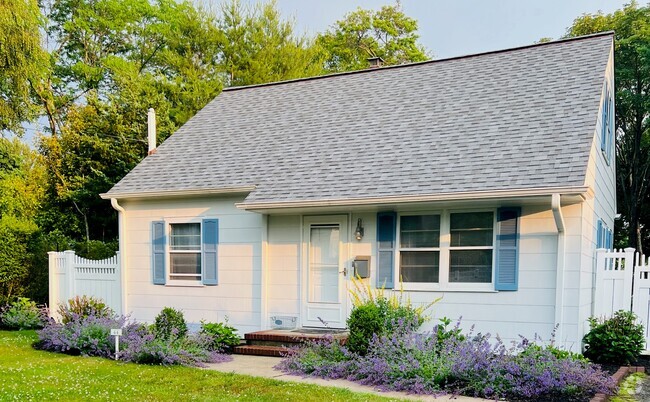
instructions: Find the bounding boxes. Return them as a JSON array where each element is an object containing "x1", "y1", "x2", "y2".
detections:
[
  {"x1": 583, "y1": 310, "x2": 645, "y2": 364},
  {"x1": 346, "y1": 278, "x2": 435, "y2": 355},
  {"x1": 57, "y1": 296, "x2": 114, "y2": 324},
  {"x1": 1, "y1": 297, "x2": 46, "y2": 329},
  {"x1": 200, "y1": 320, "x2": 240, "y2": 351},
  {"x1": 74, "y1": 240, "x2": 118, "y2": 260},
  {"x1": 346, "y1": 302, "x2": 383, "y2": 355},
  {"x1": 153, "y1": 307, "x2": 187, "y2": 341}
]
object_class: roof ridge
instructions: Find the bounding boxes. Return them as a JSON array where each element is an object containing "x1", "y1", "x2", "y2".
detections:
[{"x1": 222, "y1": 31, "x2": 614, "y2": 92}]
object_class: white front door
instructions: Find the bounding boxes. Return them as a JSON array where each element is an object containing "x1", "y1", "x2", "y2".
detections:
[{"x1": 302, "y1": 215, "x2": 348, "y2": 328}]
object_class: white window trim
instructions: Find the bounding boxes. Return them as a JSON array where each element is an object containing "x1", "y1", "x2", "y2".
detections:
[
  {"x1": 396, "y1": 209, "x2": 496, "y2": 292},
  {"x1": 166, "y1": 218, "x2": 203, "y2": 286}
]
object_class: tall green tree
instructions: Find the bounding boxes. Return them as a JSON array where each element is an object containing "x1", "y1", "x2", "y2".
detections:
[
  {"x1": 567, "y1": 2, "x2": 650, "y2": 253},
  {"x1": 38, "y1": 0, "x2": 224, "y2": 242},
  {"x1": 0, "y1": 139, "x2": 45, "y2": 301},
  {"x1": 316, "y1": 2, "x2": 429, "y2": 73},
  {"x1": 217, "y1": 0, "x2": 323, "y2": 87},
  {"x1": 0, "y1": 0, "x2": 48, "y2": 135}
]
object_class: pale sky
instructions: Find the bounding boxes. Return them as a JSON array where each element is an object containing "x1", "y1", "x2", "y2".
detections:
[{"x1": 236, "y1": 0, "x2": 632, "y2": 59}]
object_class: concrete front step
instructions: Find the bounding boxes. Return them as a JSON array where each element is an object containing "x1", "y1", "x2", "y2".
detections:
[{"x1": 232, "y1": 345, "x2": 290, "y2": 357}]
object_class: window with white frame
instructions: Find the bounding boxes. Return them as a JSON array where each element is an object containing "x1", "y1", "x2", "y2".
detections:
[
  {"x1": 399, "y1": 211, "x2": 495, "y2": 285},
  {"x1": 169, "y1": 223, "x2": 201, "y2": 281},
  {"x1": 449, "y1": 212, "x2": 493, "y2": 283},
  {"x1": 399, "y1": 215, "x2": 440, "y2": 282}
]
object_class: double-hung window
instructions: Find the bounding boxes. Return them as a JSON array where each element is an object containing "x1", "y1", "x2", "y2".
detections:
[
  {"x1": 399, "y1": 215, "x2": 441, "y2": 282},
  {"x1": 449, "y1": 212, "x2": 493, "y2": 283},
  {"x1": 169, "y1": 223, "x2": 201, "y2": 281},
  {"x1": 398, "y1": 211, "x2": 495, "y2": 288}
]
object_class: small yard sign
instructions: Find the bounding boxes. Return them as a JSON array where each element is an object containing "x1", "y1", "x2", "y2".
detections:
[{"x1": 111, "y1": 328, "x2": 123, "y2": 360}]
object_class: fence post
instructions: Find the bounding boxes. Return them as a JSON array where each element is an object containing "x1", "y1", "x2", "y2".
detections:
[
  {"x1": 594, "y1": 248, "x2": 606, "y2": 317},
  {"x1": 64, "y1": 250, "x2": 76, "y2": 304},
  {"x1": 48, "y1": 252, "x2": 58, "y2": 318},
  {"x1": 624, "y1": 247, "x2": 636, "y2": 312}
]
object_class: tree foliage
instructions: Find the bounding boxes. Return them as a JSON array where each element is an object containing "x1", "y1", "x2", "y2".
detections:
[
  {"x1": 218, "y1": 0, "x2": 323, "y2": 87},
  {"x1": 567, "y1": 2, "x2": 650, "y2": 253},
  {"x1": 317, "y1": 2, "x2": 429, "y2": 73},
  {"x1": 0, "y1": 0, "x2": 48, "y2": 134},
  {"x1": 0, "y1": 139, "x2": 45, "y2": 301},
  {"x1": 0, "y1": 0, "x2": 430, "y2": 303}
]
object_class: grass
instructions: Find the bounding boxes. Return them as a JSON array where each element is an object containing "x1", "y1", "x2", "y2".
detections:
[{"x1": 0, "y1": 330, "x2": 397, "y2": 401}]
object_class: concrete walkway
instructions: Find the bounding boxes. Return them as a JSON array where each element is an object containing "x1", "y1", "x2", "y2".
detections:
[{"x1": 205, "y1": 355, "x2": 488, "y2": 401}]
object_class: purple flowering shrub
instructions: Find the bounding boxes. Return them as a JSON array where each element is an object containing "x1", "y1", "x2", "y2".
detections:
[
  {"x1": 1, "y1": 297, "x2": 49, "y2": 329},
  {"x1": 276, "y1": 336, "x2": 353, "y2": 378},
  {"x1": 443, "y1": 334, "x2": 615, "y2": 400},
  {"x1": 278, "y1": 321, "x2": 616, "y2": 400},
  {"x1": 120, "y1": 323, "x2": 231, "y2": 366},
  {"x1": 37, "y1": 312, "x2": 127, "y2": 358},
  {"x1": 37, "y1": 305, "x2": 231, "y2": 366}
]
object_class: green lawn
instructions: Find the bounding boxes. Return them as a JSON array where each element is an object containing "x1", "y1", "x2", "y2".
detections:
[{"x1": 0, "y1": 330, "x2": 395, "y2": 401}]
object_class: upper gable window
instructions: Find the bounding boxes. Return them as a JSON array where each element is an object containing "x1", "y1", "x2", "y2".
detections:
[{"x1": 601, "y1": 83, "x2": 614, "y2": 164}]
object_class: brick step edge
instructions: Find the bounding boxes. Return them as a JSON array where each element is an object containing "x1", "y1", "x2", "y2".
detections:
[
  {"x1": 244, "y1": 333, "x2": 308, "y2": 344},
  {"x1": 233, "y1": 345, "x2": 290, "y2": 357},
  {"x1": 590, "y1": 366, "x2": 645, "y2": 402}
]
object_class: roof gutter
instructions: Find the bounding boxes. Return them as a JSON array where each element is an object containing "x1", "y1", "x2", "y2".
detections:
[
  {"x1": 100, "y1": 186, "x2": 256, "y2": 201},
  {"x1": 236, "y1": 186, "x2": 592, "y2": 211},
  {"x1": 551, "y1": 193, "x2": 566, "y2": 347}
]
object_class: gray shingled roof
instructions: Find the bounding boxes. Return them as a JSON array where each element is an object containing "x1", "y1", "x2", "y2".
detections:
[{"x1": 105, "y1": 33, "x2": 613, "y2": 205}]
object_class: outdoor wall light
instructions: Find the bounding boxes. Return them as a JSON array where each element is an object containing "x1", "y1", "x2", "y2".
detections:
[{"x1": 354, "y1": 218, "x2": 364, "y2": 241}]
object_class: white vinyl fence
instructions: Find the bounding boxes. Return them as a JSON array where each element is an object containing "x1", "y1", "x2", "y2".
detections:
[
  {"x1": 594, "y1": 247, "x2": 650, "y2": 347},
  {"x1": 48, "y1": 250, "x2": 121, "y2": 318}
]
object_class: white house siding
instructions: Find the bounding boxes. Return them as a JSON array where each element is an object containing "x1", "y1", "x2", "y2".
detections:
[
  {"x1": 266, "y1": 215, "x2": 302, "y2": 325},
  {"x1": 401, "y1": 203, "x2": 580, "y2": 348},
  {"x1": 576, "y1": 44, "x2": 617, "y2": 341},
  {"x1": 263, "y1": 204, "x2": 584, "y2": 348},
  {"x1": 121, "y1": 195, "x2": 263, "y2": 334}
]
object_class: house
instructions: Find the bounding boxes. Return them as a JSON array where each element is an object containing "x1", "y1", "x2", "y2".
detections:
[{"x1": 100, "y1": 32, "x2": 616, "y2": 351}]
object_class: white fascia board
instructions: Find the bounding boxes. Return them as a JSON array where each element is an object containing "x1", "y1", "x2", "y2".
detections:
[
  {"x1": 100, "y1": 186, "x2": 256, "y2": 200},
  {"x1": 236, "y1": 186, "x2": 591, "y2": 211}
]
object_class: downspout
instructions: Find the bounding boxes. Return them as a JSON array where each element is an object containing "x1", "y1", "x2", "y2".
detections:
[
  {"x1": 110, "y1": 198, "x2": 128, "y2": 316},
  {"x1": 552, "y1": 194, "x2": 566, "y2": 346}
]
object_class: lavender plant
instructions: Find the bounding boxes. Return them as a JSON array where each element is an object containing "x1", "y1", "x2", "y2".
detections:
[
  {"x1": 120, "y1": 324, "x2": 231, "y2": 366},
  {"x1": 1, "y1": 298, "x2": 48, "y2": 329},
  {"x1": 37, "y1": 305, "x2": 231, "y2": 367},
  {"x1": 278, "y1": 320, "x2": 617, "y2": 400},
  {"x1": 37, "y1": 312, "x2": 127, "y2": 357}
]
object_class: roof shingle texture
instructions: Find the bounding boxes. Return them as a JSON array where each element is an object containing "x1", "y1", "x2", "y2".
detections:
[{"x1": 106, "y1": 34, "x2": 612, "y2": 204}]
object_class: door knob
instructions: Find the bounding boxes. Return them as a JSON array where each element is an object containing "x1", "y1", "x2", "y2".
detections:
[{"x1": 339, "y1": 267, "x2": 347, "y2": 276}]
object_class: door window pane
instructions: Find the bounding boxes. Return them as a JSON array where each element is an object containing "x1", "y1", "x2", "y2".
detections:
[
  {"x1": 449, "y1": 250, "x2": 492, "y2": 283},
  {"x1": 450, "y1": 212, "x2": 493, "y2": 246},
  {"x1": 309, "y1": 226, "x2": 339, "y2": 303},
  {"x1": 400, "y1": 251, "x2": 439, "y2": 283}
]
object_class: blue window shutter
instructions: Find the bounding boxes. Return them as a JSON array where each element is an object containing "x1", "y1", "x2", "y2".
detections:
[
  {"x1": 495, "y1": 207, "x2": 520, "y2": 291},
  {"x1": 376, "y1": 211, "x2": 396, "y2": 289},
  {"x1": 596, "y1": 220, "x2": 603, "y2": 248},
  {"x1": 607, "y1": 228, "x2": 613, "y2": 249},
  {"x1": 152, "y1": 221, "x2": 166, "y2": 285},
  {"x1": 601, "y1": 87, "x2": 608, "y2": 153},
  {"x1": 202, "y1": 219, "x2": 219, "y2": 285},
  {"x1": 609, "y1": 95, "x2": 615, "y2": 160}
]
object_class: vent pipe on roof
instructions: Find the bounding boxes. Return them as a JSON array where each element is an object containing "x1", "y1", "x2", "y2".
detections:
[
  {"x1": 367, "y1": 56, "x2": 384, "y2": 68},
  {"x1": 147, "y1": 108, "x2": 157, "y2": 155}
]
